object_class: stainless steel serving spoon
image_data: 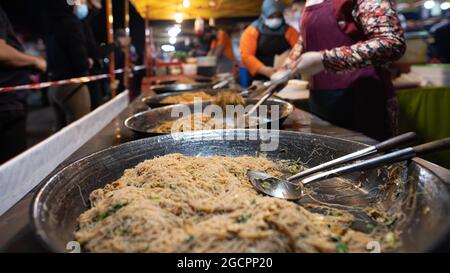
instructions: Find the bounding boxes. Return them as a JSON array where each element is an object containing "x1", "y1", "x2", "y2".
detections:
[{"x1": 248, "y1": 135, "x2": 450, "y2": 200}]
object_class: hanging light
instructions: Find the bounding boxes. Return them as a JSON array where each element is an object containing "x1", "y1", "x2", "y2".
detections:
[
  {"x1": 175, "y1": 12, "x2": 183, "y2": 23},
  {"x1": 168, "y1": 25, "x2": 181, "y2": 37},
  {"x1": 169, "y1": 37, "x2": 177, "y2": 45},
  {"x1": 441, "y1": 1, "x2": 450, "y2": 10},
  {"x1": 424, "y1": 0, "x2": 436, "y2": 9},
  {"x1": 208, "y1": 1, "x2": 216, "y2": 8},
  {"x1": 161, "y1": 44, "x2": 175, "y2": 52},
  {"x1": 183, "y1": 0, "x2": 190, "y2": 8}
]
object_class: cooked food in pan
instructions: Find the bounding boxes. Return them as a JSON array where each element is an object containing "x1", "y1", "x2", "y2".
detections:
[
  {"x1": 151, "y1": 114, "x2": 262, "y2": 134},
  {"x1": 159, "y1": 90, "x2": 245, "y2": 107},
  {"x1": 213, "y1": 91, "x2": 246, "y2": 109},
  {"x1": 75, "y1": 154, "x2": 399, "y2": 253},
  {"x1": 153, "y1": 114, "x2": 216, "y2": 134},
  {"x1": 160, "y1": 91, "x2": 214, "y2": 104}
]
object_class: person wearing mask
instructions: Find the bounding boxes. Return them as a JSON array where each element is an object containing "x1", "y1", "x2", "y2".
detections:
[
  {"x1": 240, "y1": 0, "x2": 299, "y2": 81},
  {"x1": 46, "y1": 0, "x2": 92, "y2": 130},
  {"x1": 276, "y1": 0, "x2": 406, "y2": 141},
  {"x1": 284, "y1": 0, "x2": 305, "y2": 32},
  {"x1": 204, "y1": 26, "x2": 236, "y2": 74},
  {"x1": 0, "y1": 5, "x2": 47, "y2": 163}
]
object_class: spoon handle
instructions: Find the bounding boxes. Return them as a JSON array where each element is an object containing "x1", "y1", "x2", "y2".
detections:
[
  {"x1": 287, "y1": 132, "x2": 417, "y2": 181},
  {"x1": 244, "y1": 81, "x2": 285, "y2": 118},
  {"x1": 301, "y1": 137, "x2": 450, "y2": 185},
  {"x1": 375, "y1": 132, "x2": 417, "y2": 152}
]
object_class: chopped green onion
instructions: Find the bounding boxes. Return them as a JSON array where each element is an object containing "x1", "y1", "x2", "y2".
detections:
[
  {"x1": 185, "y1": 235, "x2": 195, "y2": 244},
  {"x1": 95, "y1": 203, "x2": 127, "y2": 222},
  {"x1": 237, "y1": 213, "x2": 252, "y2": 223},
  {"x1": 336, "y1": 242, "x2": 348, "y2": 253},
  {"x1": 330, "y1": 211, "x2": 342, "y2": 217},
  {"x1": 385, "y1": 216, "x2": 397, "y2": 227},
  {"x1": 366, "y1": 223, "x2": 376, "y2": 231}
]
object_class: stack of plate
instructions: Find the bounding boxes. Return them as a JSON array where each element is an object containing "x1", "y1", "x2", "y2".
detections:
[{"x1": 276, "y1": 79, "x2": 309, "y2": 100}]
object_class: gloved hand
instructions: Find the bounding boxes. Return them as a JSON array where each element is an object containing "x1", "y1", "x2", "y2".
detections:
[{"x1": 296, "y1": 51, "x2": 325, "y2": 76}]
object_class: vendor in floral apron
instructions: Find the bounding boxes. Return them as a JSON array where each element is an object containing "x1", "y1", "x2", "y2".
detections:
[{"x1": 279, "y1": 0, "x2": 406, "y2": 141}]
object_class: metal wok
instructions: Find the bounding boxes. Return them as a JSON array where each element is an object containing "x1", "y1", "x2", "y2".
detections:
[
  {"x1": 124, "y1": 98, "x2": 294, "y2": 137},
  {"x1": 32, "y1": 130, "x2": 450, "y2": 252},
  {"x1": 150, "y1": 83, "x2": 215, "y2": 94}
]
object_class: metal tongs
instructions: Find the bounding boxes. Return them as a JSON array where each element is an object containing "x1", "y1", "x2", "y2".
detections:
[
  {"x1": 243, "y1": 69, "x2": 295, "y2": 117},
  {"x1": 248, "y1": 133, "x2": 450, "y2": 200}
]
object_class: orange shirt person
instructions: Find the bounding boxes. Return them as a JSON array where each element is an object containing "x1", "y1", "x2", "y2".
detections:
[
  {"x1": 240, "y1": 0, "x2": 299, "y2": 81},
  {"x1": 206, "y1": 27, "x2": 236, "y2": 73}
]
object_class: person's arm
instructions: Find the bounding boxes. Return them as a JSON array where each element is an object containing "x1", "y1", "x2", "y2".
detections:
[
  {"x1": 210, "y1": 31, "x2": 226, "y2": 58},
  {"x1": 0, "y1": 39, "x2": 46, "y2": 72},
  {"x1": 322, "y1": 0, "x2": 406, "y2": 72},
  {"x1": 282, "y1": 27, "x2": 303, "y2": 70},
  {"x1": 210, "y1": 44, "x2": 225, "y2": 58},
  {"x1": 285, "y1": 27, "x2": 300, "y2": 48},
  {"x1": 240, "y1": 26, "x2": 274, "y2": 77}
]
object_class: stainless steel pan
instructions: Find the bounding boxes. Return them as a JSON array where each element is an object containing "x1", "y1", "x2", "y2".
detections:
[
  {"x1": 32, "y1": 130, "x2": 450, "y2": 252},
  {"x1": 125, "y1": 98, "x2": 294, "y2": 137}
]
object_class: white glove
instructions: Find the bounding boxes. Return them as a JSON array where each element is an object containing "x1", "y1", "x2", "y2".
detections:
[{"x1": 296, "y1": 51, "x2": 325, "y2": 76}]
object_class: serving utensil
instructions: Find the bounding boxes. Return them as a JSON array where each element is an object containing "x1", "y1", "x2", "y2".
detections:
[
  {"x1": 248, "y1": 136, "x2": 450, "y2": 200},
  {"x1": 212, "y1": 75, "x2": 235, "y2": 90},
  {"x1": 244, "y1": 70, "x2": 293, "y2": 118}
]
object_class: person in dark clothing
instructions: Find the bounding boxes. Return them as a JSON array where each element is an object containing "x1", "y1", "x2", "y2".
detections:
[
  {"x1": 0, "y1": 5, "x2": 46, "y2": 164},
  {"x1": 82, "y1": 1, "x2": 105, "y2": 109},
  {"x1": 114, "y1": 29, "x2": 138, "y2": 95},
  {"x1": 45, "y1": 0, "x2": 91, "y2": 129},
  {"x1": 430, "y1": 11, "x2": 450, "y2": 63},
  {"x1": 240, "y1": 0, "x2": 299, "y2": 82}
]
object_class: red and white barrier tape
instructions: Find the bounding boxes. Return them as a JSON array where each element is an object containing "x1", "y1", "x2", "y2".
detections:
[{"x1": 0, "y1": 65, "x2": 146, "y2": 93}]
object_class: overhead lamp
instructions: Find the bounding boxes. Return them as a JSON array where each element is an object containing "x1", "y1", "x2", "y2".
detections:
[
  {"x1": 424, "y1": 0, "x2": 436, "y2": 9},
  {"x1": 175, "y1": 12, "x2": 183, "y2": 23},
  {"x1": 183, "y1": 0, "x2": 191, "y2": 8},
  {"x1": 169, "y1": 36, "x2": 177, "y2": 45},
  {"x1": 161, "y1": 44, "x2": 175, "y2": 52},
  {"x1": 208, "y1": 1, "x2": 216, "y2": 8},
  {"x1": 441, "y1": 1, "x2": 450, "y2": 10},
  {"x1": 168, "y1": 25, "x2": 181, "y2": 37}
]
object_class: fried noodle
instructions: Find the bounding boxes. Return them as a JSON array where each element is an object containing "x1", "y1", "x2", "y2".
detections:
[{"x1": 75, "y1": 154, "x2": 382, "y2": 253}]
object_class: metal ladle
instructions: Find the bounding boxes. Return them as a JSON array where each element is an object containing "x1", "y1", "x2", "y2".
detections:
[{"x1": 248, "y1": 135, "x2": 450, "y2": 200}]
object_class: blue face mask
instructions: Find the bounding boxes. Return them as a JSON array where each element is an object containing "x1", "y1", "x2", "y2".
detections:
[
  {"x1": 74, "y1": 4, "x2": 89, "y2": 20},
  {"x1": 294, "y1": 11, "x2": 302, "y2": 23}
]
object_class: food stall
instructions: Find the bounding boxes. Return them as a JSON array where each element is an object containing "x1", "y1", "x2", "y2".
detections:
[{"x1": 0, "y1": 0, "x2": 450, "y2": 254}]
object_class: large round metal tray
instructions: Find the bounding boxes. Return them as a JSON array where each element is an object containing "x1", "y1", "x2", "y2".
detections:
[
  {"x1": 125, "y1": 98, "x2": 294, "y2": 137},
  {"x1": 31, "y1": 130, "x2": 450, "y2": 252}
]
